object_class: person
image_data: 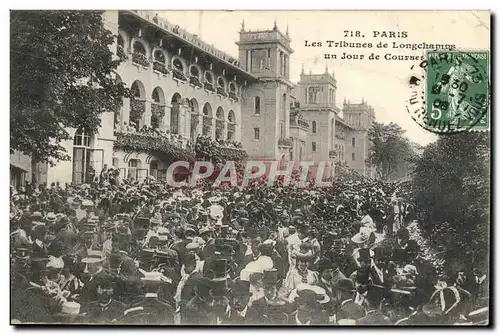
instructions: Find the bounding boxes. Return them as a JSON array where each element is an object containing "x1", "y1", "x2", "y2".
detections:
[
  {"x1": 334, "y1": 278, "x2": 365, "y2": 323},
  {"x1": 79, "y1": 251, "x2": 111, "y2": 310},
  {"x1": 282, "y1": 252, "x2": 318, "y2": 296},
  {"x1": 252, "y1": 268, "x2": 289, "y2": 324},
  {"x1": 356, "y1": 284, "x2": 391, "y2": 325},
  {"x1": 289, "y1": 284, "x2": 329, "y2": 325},
  {"x1": 174, "y1": 253, "x2": 203, "y2": 324},
  {"x1": 225, "y1": 279, "x2": 259, "y2": 324},
  {"x1": 87, "y1": 276, "x2": 127, "y2": 323},
  {"x1": 183, "y1": 277, "x2": 217, "y2": 325}
]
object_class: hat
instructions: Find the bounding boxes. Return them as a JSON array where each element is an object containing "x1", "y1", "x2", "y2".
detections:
[
  {"x1": 351, "y1": 227, "x2": 372, "y2": 244},
  {"x1": 46, "y1": 256, "x2": 64, "y2": 269},
  {"x1": 392, "y1": 248, "x2": 407, "y2": 263},
  {"x1": 15, "y1": 248, "x2": 30, "y2": 259},
  {"x1": 209, "y1": 279, "x2": 229, "y2": 297},
  {"x1": 292, "y1": 284, "x2": 330, "y2": 305},
  {"x1": 82, "y1": 251, "x2": 105, "y2": 264},
  {"x1": 231, "y1": 280, "x2": 252, "y2": 297},
  {"x1": 357, "y1": 248, "x2": 372, "y2": 262},
  {"x1": 263, "y1": 268, "x2": 279, "y2": 287},
  {"x1": 60, "y1": 302, "x2": 81, "y2": 315},
  {"x1": 31, "y1": 211, "x2": 43, "y2": 219},
  {"x1": 199, "y1": 226, "x2": 214, "y2": 235},
  {"x1": 81, "y1": 199, "x2": 94, "y2": 207},
  {"x1": 262, "y1": 239, "x2": 276, "y2": 247},
  {"x1": 103, "y1": 222, "x2": 117, "y2": 231},
  {"x1": 316, "y1": 257, "x2": 334, "y2": 273},
  {"x1": 222, "y1": 244, "x2": 235, "y2": 256},
  {"x1": 403, "y1": 264, "x2": 419, "y2": 276},
  {"x1": 336, "y1": 278, "x2": 356, "y2": 293},
  {"x1": 210, "y1": 258, "x2": 230, "y2": 279},
  {"x1": 141, "y1": 271, "x2": 171, "y2": 283},
  {"x1": 186, "y1": 242, "x2": 200, "y2": 251},
  {"x1": 294, "y1": 252, "x2": 314, "y2": 262},
  {"x1": 45, "y1": 213, "x2": 57, "y2": 222}
]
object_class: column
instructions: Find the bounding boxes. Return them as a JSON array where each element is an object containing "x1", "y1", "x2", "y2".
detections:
[
  {"x1": 121, "y1": 98, "x2": 130, "y2": 130},
  {"x1": 164, "y1": 104, "x2": 172, "y2": 131},
  {"x1": 144, "y1": 100, "x2": 152, "y2": 127}
]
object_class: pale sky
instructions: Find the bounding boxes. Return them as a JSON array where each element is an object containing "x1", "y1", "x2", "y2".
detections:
[{"x1": 158, "y1": 10, "x2": 490, "y2": 146}]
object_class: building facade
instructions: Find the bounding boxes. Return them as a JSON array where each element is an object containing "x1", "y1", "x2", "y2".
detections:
[{"x1": 20, "y1": 10, "x2": 375, "y2": 185}]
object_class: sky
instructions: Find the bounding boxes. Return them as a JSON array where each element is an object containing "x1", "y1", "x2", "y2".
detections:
[{"x1": 156, "y1": 10, "x2": 490, "y2": 146}]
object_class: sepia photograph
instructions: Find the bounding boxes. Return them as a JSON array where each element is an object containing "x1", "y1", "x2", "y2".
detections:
[{"x1": 9, "y1": 9, "x2": 490, "y2": 326}]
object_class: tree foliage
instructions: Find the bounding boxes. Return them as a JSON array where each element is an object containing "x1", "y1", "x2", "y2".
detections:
[
  {"x1": 11, "y1": 10, "x2": 129, "y2": 163},
  {"x1": 368, "y1": 122, "x2": 417, "y2": 180},
  {"x1": 412, "y1": 132, "x2": 490, "y2": 266}
]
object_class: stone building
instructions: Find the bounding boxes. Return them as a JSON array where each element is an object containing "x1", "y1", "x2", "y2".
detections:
[{"x1": 17, "y1": 10, "x2": 375, "y2": 185}]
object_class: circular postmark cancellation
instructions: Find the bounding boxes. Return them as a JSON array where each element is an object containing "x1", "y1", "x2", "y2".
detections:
[{"x1": 405, "y1": 50, "x2": 490, "y2": 134}]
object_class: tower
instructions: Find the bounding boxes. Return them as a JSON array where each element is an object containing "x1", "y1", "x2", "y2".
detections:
[{"x1": 236, "y1": 21, "x2": 295, "y2": 162}]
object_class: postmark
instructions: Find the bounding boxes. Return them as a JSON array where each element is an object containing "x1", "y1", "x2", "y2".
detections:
[{"x1": 405, "y1": 50, "x2": 490, "y2": 134}]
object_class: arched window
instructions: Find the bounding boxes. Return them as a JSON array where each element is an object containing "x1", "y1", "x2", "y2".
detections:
[
  {"x1": 205, "y1": 72, "x2": 213, "y2": 84},
  {"x1": 72, "y1": 128, "x2": 95, "y2": 184},
  {"x1": 254, "y1": 96, "x2": 261, "y2": 114},
  {"x1": 190, "y1": 66, "x2": 200, "y2": 78},
  {"x1": 129, "y1": 81, "x2": 145, "y2": 131},
  {"x1": 217, "y1": 77, "x2": 225, "y2": 89},
  {"x1": 154, "y1": 50, "x2": 165, "y2": 63},
  {"x1": 229, "y1": 83, "x2": 236, "y2": 93},
  {"x1": 312, "y1": 121, "x2": 317, "y2": 133},
  {"x1": 150, "y1": 160, "x2": 159, "y2": 180},
  {"x1": 202, "y1": 103, "x2": 212, "y2": 137},
  {"x1": 127, "y1": 159, "x2": 142, "y2": 180},
  {"x1": 173, "y1": 58, "x2": 183, "y2": 72},
  {"x1": 133, "y1": 41, "x2": 146, "y2": 55},
  {"x1": 228, "y1": 110, "x2": 235, "y2": 123},
  {"x1": 170, "y1": 93, "x2": 182, "y2": 134},
  {"x1": 352, "y1": 137, "x2": 356, "y2": 147}
]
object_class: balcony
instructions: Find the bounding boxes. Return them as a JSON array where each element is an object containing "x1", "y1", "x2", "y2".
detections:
[
  {"x1": 189, "y1": 76, "x2": 202, "y2": 88},
  {"x1": 195, "y1": 135, "x2": 247, "y2": 164},
  {"x1": 117, "y1": 45, "x2": 127, "y2": 61},
  {"x1": 132, "y1": 52, "x2": 150, "y2": 68},
  {"x1": 130, "y1": 98, "x2": 146, "y2": 119},
  {"x1": 153, "y1": 61, "x2": 169, "y2": 75},
  {"x1": 172, "y1": 68, "x2": 187, "y2": 82},
  {"x1": 114, "y1": 131, "x2": 195, "y2": 162},
  {"x1": 290, "y1": 117, "x2": 310, "y2": 130},
  {"x1": 151, "y1": 103, "x2": 166, "y2": 118},
  {"x1": 278, "y1": 137, "x2": 293, "y2": 148},
  {"x1": 228, "y1": 91, "x2": 239, "y2": 102},
  {"x1": 217, "y1": 87, "x2": 228, "y2": 97},
  {"x1": 204, "y1": 82, "x2": 216, "y2": 93}
]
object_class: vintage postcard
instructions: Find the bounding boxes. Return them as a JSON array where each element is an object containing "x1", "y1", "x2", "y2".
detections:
[{"x1": 10, "y1": 10, "x2": 490, "y2": 326}]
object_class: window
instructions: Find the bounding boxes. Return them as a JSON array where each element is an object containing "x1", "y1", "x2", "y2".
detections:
[
  {"x1": 312, "y1": 121, "x2": 317, "y2": 134},
  {"x1": 312, "y1": 142, "x2": 317, "y2": 151},
  {"x1": 254, "y1": 128, "x2": 260, "y2": 140},
  {"x1": 352, "y1": 137, "x2": 356, "y2": 147},
  {"x1": 352, "y1": 153, "x2": 356, "y2": 161},
  {"x1": 254, "y1": 96, "x2": 261, "y2": 114}
]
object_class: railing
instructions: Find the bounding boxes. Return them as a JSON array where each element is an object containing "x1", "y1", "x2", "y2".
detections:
[
  {"x1": 132, "y1": 52, "x2": 150, "y2": 68},
  {"x1": 290, "y1": 117, "x2": 310, "y2": 129},
  {"x1": 203, "y1": 115, "x2": 212, "y2": 127},
  {"x1": 114, "y1": 131, "x2": 195, "y2": 161},
  {"x1": 153, "y1": 61, "x2": 169, "y2": 74},
  {"x1": 172, "y1": 68, "x2": 187, "y2": 82},
  {"x1": 151, "y1": 103, "x2": 166, "y2": 118},
  {"x1": 278, "y1": 137, "x2": 293, "y2": 147},
  {"x1": 189, "y1": 76, "x2": 202, "y2": 88},
  {"x1": 195, "y1": 135, "x2": 247, "y2": 163},
  {"x1": 228, "y1": 91, "x2": 239, "y2": 102},
  {"x1": 204, "y1": 82, "x2": 215, "y2": 92},
  {"x1": 217, "y1": 87, "x2": 228, "y2": 97},
  {"x1": 117, "y1": 45, "x2": 127, "y2": 61},
  {"x1": 130, "y1": 99, "x2": 146, "y2": 119},
  {"x1": 228, "y1": 123, "x2": 236, "y2": 132}
]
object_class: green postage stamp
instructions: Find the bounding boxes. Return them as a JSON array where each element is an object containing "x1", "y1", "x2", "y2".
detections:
[{"x1": 425, "y1": 50, "x2": 489, "y2": 132}]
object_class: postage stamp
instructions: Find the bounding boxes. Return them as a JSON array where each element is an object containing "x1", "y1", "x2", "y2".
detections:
[{"x1": 424, "y1": 50, "x2": 489, "y2": 132}]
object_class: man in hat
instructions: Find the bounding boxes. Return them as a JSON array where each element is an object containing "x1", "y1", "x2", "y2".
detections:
[
  {"x1": 335, "y1": 278, "x2": 366, "y2": 322},
  {"x1": 356, "y1": 284, "x2": 392, "y2": 325},
  {"x1": 86, "y1": 276, "x2": 127, "y2": 323},
  {"x1": 127, "y1": 271, "x2": 175, "y2": 325},
  {"x1": 315, "y1": 257, "x2": 339, "y2": 318},
  {"x1": 79, "y1": 251, "x2": 112, "y2": 310},
  {"x1": 252, "y1": 268, "x2": 290, "y2": 324},
  {"x1": 289, "y1": 284, "x2": 329, "y2": 325},
  {"x1": 174, "y1": 253, "x2": 203, "y2": 324},
  {"x1": 183, "y1": 277, "x2": 229, "y2": 325},
  {"x1": 31, "y1": 224, "x2": 49, "y2": 258},
  {"x1": 224, "y1": 279, "x2": 259, "y2": 324}
]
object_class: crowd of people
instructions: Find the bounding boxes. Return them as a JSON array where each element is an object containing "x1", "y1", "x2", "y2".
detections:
[{"x1": 10, "y1": 171, "x2": 489, "y2": 325}]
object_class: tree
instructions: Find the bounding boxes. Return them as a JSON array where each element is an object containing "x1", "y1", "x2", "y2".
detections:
[
  {"x1": 412, "y1": 132, "x2": 490, "y2": 267},
  {"x1": 367, "y1": 122, "x2": 416, "y2": 180},
  {"x1": 11, "y1": 10, "x2": 129, "y2": 164}
]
